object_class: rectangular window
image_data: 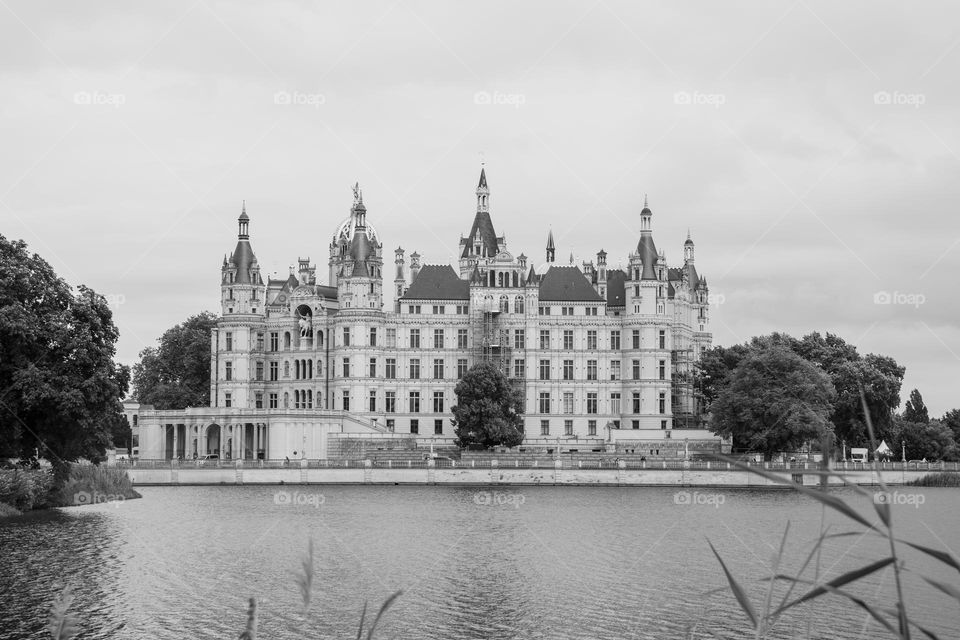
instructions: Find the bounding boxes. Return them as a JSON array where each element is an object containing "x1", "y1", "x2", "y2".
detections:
[
  {"x1": 539, "y1": 359, "x2": 550, "y2": 380},
  {"x1": 224, "y1": 392, "x2": 232, "y2": 408},
  {"x1": 434, "y1": 419, "x2": 443, "y2": 435},
  {"x1": 611, "y1": 360, "x2": 621, "y2": 381},
  {"x1": 538, "y1": 392, "x2": 550, "y2": 414},
  {"x1": 659, "y1": 391, "x2": 666, "y2": 414},
  {"x1": 514, "y1": 329, "x2": 525, "y2": 349},
  {"x1": 385, "y1": 391, "x2": 396, "y2": 413},
  {"x1": 457, "y1": 359, "x2": 469, "y2": 378},
  {"x1": 386, "y1": 328, "x2": 397, "y2": 347},
  {"x1": 587, "y1": 360, "x2": 597, "y2": 381},
  {"x1": 659, "y1": 360, "x2": 666, "y2": 380},
  {"x1": 369, "y1": 328, "x2": 377, "y2": 347},
  {"x1": 255, "y1": 392, "x2": 263, "y2": 409},
  {"x1": 434, "y1": 329, "x2": 445, "y2": 349},
  {"x1": 661, "y1": 419, "x2": 668, "y2": 430},
  {"x1": 539, "y1": 306, "x2": 550, "y2": 316},
  {"x1": 540, "y1": 420, "x2": 550, "y2": 435},
  {"x1": 611, "y1": 392, "x2": 621, "y2": 414},
  {"x1": 588, "y1": 420, "x2": 597, "y2": 436},
  {"x1": 563, "y1": 330, "x2": 574, "y2": 350},
  {"x1": 659, "y1": 330, "x2": 666, "y2": 349},
  {"x1": 632, "y1": 360, "x2": 641, "y2": 380},
  {"x1": 563, "y1": 392, "x2": 574, "y2": 414},
  {"x1": 433, "y1": 359, "x2": 444, "y2": 380},
  {"x1": 269, "y1": 393, "x2": 278, "y2": 409},
  {"x1": 587, "y1": 392, "x2": 597, "y2": 414},
  {"x1": 270, "y1": 332, "x2": 279, "y2": 351},
  {"x1": 610, "y1": 330, "x2": 620, "y2": 350},
  {"x1": 410, "y1": 329, "x2": 420, "y2": 348},
  {"x1": 632, "y1": 329, "x2": 640, "y2": 349},
  {"x1": 369, "y1": 357, "x2": 377, "y2": 378},
  {"x1": 514, "y1": 358, "x2": 525, "y2": 379},
  {"x1": 458, "y1": 329, "x2": 468, "y2": 349},
  {"x1": 270, "y1": 362, "x2": 278, "y2": 381},
  {"x1": 342, "y1": 358, "x2": 350, "y2": 378},
  {"x1": 385, "y1": 358, "x2": 396, "y2": 379},
  {"x1": 369, "y1": 390, "x2": 377, "y2": 412},
  {"x1": 433, "y1": 391, "x2": 444, "y2": 413},
  {"x1": 386, "y1": 418, "x2": 395, "y2": 431},
  {"x1": 539, "y1": 330, "x2": 550, "y2": 350},
  {"x1": 255, "y1": 362, "x2": 264, "y2": 381},
  {"x1": 633, "y1": 392, "x2": 641, "y2": 414},
  {"x1": 409, "y1": 391, "x2": 420, "y2": 413},
  {"x1": 342, "y1": 390, "x2": 350, "y2": 411},
  {"x1": 256, "y1": 332, "x2": 264, "y2": 350},
  {"x1": 225, "y1": 332, "x2": 233, "y2": 351},
  {"x1": 410, "y1": 419, "x2": 419, "y2": 434},
  {"x1": 562, "y1": 359, "x2": 573, "y2": 380},
  {"x1": 632, "y1": 419, "x2": 640, "y2": 430},
  {"x1": 564, "y1": 420, "x2": 573, "y2": 435},
  {"x1": 410, "y1": 359, "x2": 420, "y2": 379},
  {"x1": 343, "y1": 327, "x2": 351, "y2": 346},
  {"x1": 225, "y1": 361, "x2": 233, "y2": 381},
  {"x1": 587, "y1": 330, "x2": 597, "y2": 350}
]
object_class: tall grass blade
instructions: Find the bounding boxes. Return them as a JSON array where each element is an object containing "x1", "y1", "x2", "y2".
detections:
[
  {"x1": 365, "y1": 590, "x2": 402, "y2": 640},
  {"x1": 48, "y1": 587, "x2": 79, "y2": 640},
  {"x1": 355, "y1": 601, "x2": 368, "y2": 640},
  {"x1": 294, "y1": 539, "x2": 315, "y2": 613},
  {"x1": 899, "y1": 540, "x2": 960, "y2": 573},
  {"x1": 238, "y1": 598, "x2": 257, "y2": 640},
  {"x1": 775, "y1": 557, "x2": 895, "y2": 613},
  {"x1": 708, "y1": 540, "x2": 757, "y2": 629},
  {"x1": 922, "y1": 577, "x2": 960, "y2": 604}
]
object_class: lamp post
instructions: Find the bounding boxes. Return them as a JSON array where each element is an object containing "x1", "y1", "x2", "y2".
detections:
[{"x1": 902, "y1": 441, "x2": 906, "y2": 463}]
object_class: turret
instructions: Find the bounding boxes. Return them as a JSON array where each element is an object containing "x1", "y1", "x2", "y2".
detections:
[
  {"x1": 221, "y1": 202, "x2": 264, "y2": 315},
  {"x1": 394, "y1": 247, "x2": 406, "y2": 298},
  {"x1": 476, "y1": 167, "x2": 489, "y2": 213},
  {"x1": 329, "y1": 183, "x2": 383, "y2": 310},
  {"x1": 410, "y1": 251, "x2": 421, "y2": 282},
  {"x1": 684, "y1": 230, "x2": 695, "y2": 264},
  {"x1": 546, "y1": 230, "x2": 555, "y2": 263}
]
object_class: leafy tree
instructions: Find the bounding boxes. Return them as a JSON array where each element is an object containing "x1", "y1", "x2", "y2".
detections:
[
  {"x1": 132, "y1": 312, "x2": 217, "y2": 409},
  {"x1": 0, "y1": 235, "x2": 129, "y2": 480},
  {"x1": 896, "y1": 417, "x2": 958, "y2": 461},
  {"x1": 451, "y1": 362, "x2": 524, "y2": 449},
  {"x1": 709, "y1": 345, "x2": 836, "y2": 460},
  {"x1": 107, "y1": 405, "x2": 133, "y2": 452},
  {"x1": 942, "y1": 409, "x2": 960, "y2": 444},
  {"x1": 902, "y1": 388, "x2": 929, "y2": 424}
]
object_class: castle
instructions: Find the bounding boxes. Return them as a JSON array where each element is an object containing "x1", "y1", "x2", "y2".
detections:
[{"x1": 136, "y1": 169, "x2": 720, "y2": 460}]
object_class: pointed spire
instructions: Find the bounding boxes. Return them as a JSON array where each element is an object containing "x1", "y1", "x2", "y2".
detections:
[
  {"x1": 478, "y1": 166, "x2": 487, "y2": 189},
  {"x1": 476, "y1": 166, "x2": 489, "y2": 213},
  {"x1": 644, "y1": 193, "x2": 648, "y2": 208},
  {"x1": 569, "y1": 252, "x2": 574, "y2": 265},
  {"x1": 546, "y1": 229, "x2": 555, "y2": 263}
]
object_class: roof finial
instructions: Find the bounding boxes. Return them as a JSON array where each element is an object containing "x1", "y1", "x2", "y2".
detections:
[
  {"x1": 644, "y1": 193, "x2": 648, "y2": 208},
  {"x1": 242, "y1": 200, "x2": 246, "y2": 215},
  {"x1": 352, "y1": 182, "x2": 362, "y2": 206}
]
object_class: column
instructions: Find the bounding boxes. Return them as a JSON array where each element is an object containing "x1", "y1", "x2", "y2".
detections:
[{"x1": 172, "y1": 425, "x2": 178, "y2": 461}]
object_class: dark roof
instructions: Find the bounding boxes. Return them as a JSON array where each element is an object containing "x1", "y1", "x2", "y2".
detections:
[
  {"x1": 636, "y1": 234, "x2": 658, "y2": 280},
  {"x1": 316, "y1": 285, "x2": 338, "y2": 299},
  {"x1": 461, "y1": 211, "x2": 499, "y2": 258},
  {"x1": 349, "y1": 232, "x2": 374, "y2": 277},
  {"x1": 403, "y1": 264, "x2": 470, "y2": 300},
  {"x1": 230, "y1": 239, "x2": 255, "y2": 283},
  {"x1": 606, "y1": 269, "x2": 626, "y2": 307},
  {"x1": 538, "y1": 266, "x2": 603, "y2": 302}
]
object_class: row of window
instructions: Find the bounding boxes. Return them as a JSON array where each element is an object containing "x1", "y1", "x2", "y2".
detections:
[
  {"x1": 535, "y1": 391, "x2": 668, "y2": 415},
  {"x1": 226, "y1": 327, "x2": 671, "y2": 353}
]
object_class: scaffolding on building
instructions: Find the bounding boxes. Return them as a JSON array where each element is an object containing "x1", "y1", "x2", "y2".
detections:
[
  {"x1": 470, "y1": 306, "x2": 526, "y2": 414},
  {"x1": 671, "y1": 345, "x2": 702, "y2": 428}
]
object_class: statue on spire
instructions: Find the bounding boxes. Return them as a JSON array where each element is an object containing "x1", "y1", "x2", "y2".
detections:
[{"x1": 352, "y1": 182, "x2": 363, "y2": 206}]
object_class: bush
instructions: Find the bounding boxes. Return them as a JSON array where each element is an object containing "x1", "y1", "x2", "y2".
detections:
[
  {"x1": 55, "y1": 464, "x2": 141, "y2": 506},
  {"x1": 0, "y1": 468, "x2": 55, "y2": 511}
]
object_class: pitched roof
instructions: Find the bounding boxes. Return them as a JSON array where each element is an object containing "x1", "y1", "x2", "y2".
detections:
[
  {"x1": 636, "y1": 234, "x2": 658, "y2": 280},
  {"x1": 402, "y1": 264, "x2": 470, "y2": 300},
  {"x1": 229, "y1": 239, "x2": 256, "y2": 283},
  {"x1": 606, "y1": 269, "x2": 626, "y2": 307},
  {"x1": 461, "y1": 211, "x2": 499, "y2": 258},
  {"x1": 538, "y1": 266, "x2": 604, "y2": 302}
]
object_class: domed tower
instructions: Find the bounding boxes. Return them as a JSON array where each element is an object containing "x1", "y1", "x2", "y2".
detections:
[
  {"x1": 684, "y1": 229, "x2": 695, "y2": 265},
  {"x1": 221, "y1": 202, "x2": 264, "y2": 315},
  {"x1": 328, "y1": 183, "x2": 383, "y2": 310}
]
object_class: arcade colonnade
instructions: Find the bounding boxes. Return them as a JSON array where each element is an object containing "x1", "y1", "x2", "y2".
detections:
[{"x1": 159, "y1": 422, "x2": 270, "y2": 460}]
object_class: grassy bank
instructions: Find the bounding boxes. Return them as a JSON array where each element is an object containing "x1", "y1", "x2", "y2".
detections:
[
  {"x1": 0, "y1": 464, "x2": 140, "y2": 516},
  {"x1": 907, "y1": 471, "x2": 960, "y2": 487}
]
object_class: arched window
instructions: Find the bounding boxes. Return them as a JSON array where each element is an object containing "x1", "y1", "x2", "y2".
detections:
[
  {"x1": 316, "y1": 330, "x2": 323, "y2": 346},
  {"x1": 283, "y1": 392, "x2": 289, "y2": 408},
  {"x1": 284, "y1": 332, "x2": 291, "y2": 349},
  {"x1": 284, "y1": 361, "x2": 290, "y2": 377},
  {"x1": 514, "y1": 296, "x2": 525, "y2": 314},
  {"x1": 488, "y1": 271, "x2": 495, "y2": 287},
  {"x1": 512, "y1": 272, "x2": 518, "y2": 287},
  {"x1": 497, "y1": 272, "x2": 504, "y2": 287},
  {"x1": 316, "y1": 360, "x2": 322, "y2": 376},
  {"x1": 499, "y1": 295, "x2": 509, "y2": 313}
]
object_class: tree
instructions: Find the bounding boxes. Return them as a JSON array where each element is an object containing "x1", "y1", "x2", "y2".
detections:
[
  {"x1": 896, "y1": 417, "x2": 958, "y2": 461},
  {"x1": 132, "y1": 312, "x2": 218, "y2": 409},
  {"x1": 942, "y1": 409, "x2": 960, "y2": 444},
  {"x1": 903, "y1": 388, "x2": 929, "y2": 424},
  {"x1": 451, "y1": 362, "x2": 524, "y2": 449},
  {"x1": 709, "y1": 345, "x2": 836, "y2": 460},
  {"x1": 0, "y1": 235, "x2": 129, "y2": 479}
]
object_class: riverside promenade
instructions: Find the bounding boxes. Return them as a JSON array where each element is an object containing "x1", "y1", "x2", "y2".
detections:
[{"x1": 123, "y1": 459, "x2": 958, "y2": 488}]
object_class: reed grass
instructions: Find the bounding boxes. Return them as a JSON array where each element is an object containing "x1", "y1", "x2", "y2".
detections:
[
  {"x1": 55, "y1": 464, "x2": 141, "y2": 506},
  {"x1": 907, "y1": 471, "x2": 960, "y2": 487}
]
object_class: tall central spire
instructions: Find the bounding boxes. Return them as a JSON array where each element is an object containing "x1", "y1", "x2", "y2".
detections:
[{"x1": 476, "y1": 166, "x2": 489, "y2": 213}]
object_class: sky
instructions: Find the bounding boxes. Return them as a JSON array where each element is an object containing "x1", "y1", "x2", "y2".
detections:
[{"x1": 1, "y1": 1, "x2": 958, "y2": 415}]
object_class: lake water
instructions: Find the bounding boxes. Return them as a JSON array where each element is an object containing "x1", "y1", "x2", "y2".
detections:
[{"x1": 2, "y1": 485, "x2": 958, "y2": 639}]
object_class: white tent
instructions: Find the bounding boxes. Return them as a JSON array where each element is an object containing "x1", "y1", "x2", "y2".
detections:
[{"x1": 876, "y1": 440, "x2": 892, "y2": 456}]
